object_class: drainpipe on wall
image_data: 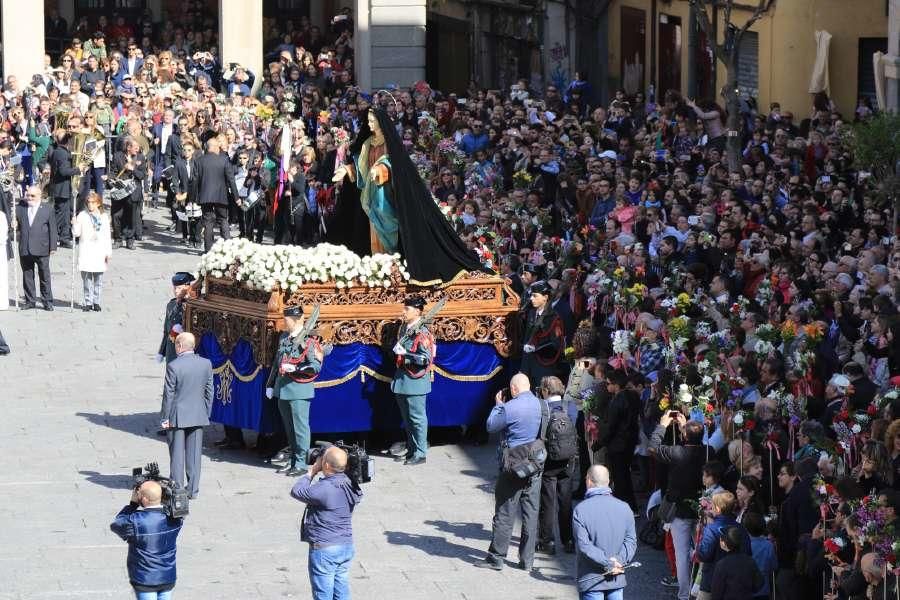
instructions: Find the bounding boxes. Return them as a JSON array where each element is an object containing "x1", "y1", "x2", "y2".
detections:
[
  {"x1": 650, "y1": 0, "x2": 657, "y2": 95},
  {"x1": 688, "y1": 1, "x2": 698, "y2": 97}
]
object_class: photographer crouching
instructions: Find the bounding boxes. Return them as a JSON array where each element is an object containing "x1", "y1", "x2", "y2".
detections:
[
  {"x1": 110, "y1": 481, "x2": 184, "y2": 600},
  {"x1": 290, "y1": 445, "x2": 363, "y2": 600}
]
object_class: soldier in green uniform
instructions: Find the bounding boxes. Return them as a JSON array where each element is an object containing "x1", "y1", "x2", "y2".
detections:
[
  {"x1": 520, "y1": 281, "x2": 565, "y2": 384},
  {"x1": 265, "y1": 305, "x2": 324, "y2": 476},
  {"x1": 155, "y1": 272, "x2": 194, "y2": 364},
  {"x1": 391, "y1": 296, "x2": 435, "y2": 466}
]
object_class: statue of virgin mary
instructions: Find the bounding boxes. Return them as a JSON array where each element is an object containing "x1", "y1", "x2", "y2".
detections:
[{"x1": 332, "y1": 107, "x2": 484, "y2": 286}]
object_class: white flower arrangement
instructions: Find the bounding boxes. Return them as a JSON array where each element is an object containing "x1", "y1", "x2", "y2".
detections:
[
  {"x1": 754, "y1": 340, "x2": 776, "y2": 355},
  {"x1": 198, "y1": 238, "x2": 410, "y2": 292},
  {"x1": 611, "y1": 330, "x2": 632, "y2": 355},
  {"x1": 677, "y1": 383, "x2": 693, "y2": 405}
]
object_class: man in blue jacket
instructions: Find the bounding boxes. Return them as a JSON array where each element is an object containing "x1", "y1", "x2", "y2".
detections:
[
  {"x1": 110, "y1": 481, "x2": 183, "y2": 599},
  {"x1": 291, "y1": 446, "x2": 363, "y2": 600},
  {"x1": 572, "y1": 465, "x2": 637, "y2": 599},
  {"x1": 475, "y1": 373, "x2": 544, "y2": 572}
]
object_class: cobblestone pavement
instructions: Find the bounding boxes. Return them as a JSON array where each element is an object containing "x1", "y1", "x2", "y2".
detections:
[{"x1": 0, "y1": 207, "x2": 666, "y2": 599}]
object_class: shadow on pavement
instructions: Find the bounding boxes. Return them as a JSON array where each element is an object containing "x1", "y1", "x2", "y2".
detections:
[
  {"x1": 383, "y1": 530, "x2": 486, "y2": 566},
  {"x1": 78, "y1": 470, "x2": 134, "y2": 489}
]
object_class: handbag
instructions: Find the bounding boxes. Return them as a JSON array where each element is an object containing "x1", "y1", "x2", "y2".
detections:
[
  {"x1": 657, "y1": 494, "x2": 679, "y2": 524},
  {"x1": 501, "y1": 398, "x2": 550, "y2": 479}
]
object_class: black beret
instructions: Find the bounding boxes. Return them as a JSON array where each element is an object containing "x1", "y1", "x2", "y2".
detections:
[
  {"x1": 530, "y1": 281, "x2": 552, "y2": 296},
  {"x1": 171, "y1": 272, "x2": 195, "y2": 286},
  {"x1": 404, "y1": 296, "x2": 426, "y2": 311},
  {"x1": 283, "y1": 305, "x2": 303, "y2": 317}
]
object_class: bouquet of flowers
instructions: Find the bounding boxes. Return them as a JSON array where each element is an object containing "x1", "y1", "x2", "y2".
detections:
[
  {"x1": 780, "y1": 320, "x2": 798, "y2": 344},
  {"x1": 755, "y1": 278, "x2": 773, "y2": 307},
  {"x1": 512, "y1": 170, "x2": 534, "y2": 190},
  {"x1": 411, "y1": 151, "x2": 435, "y2": 182},
  {"x1": 731, "y1": 410, "x2": 756, "y2": 432},
  {"x1": 611, "y1": 329, "x2": 632, "y2": 355},
  {"x1": 199, "y1": 238, "x2": 410, "y2": 292},
  {"x1": 330, "y1": 126, "x2": 350, "y2": 146},
  {"x1": 666, "y1": 316, "x2": 693, "y2": 346},
  {"x1": 823, "y1": 536, "x2": 846, "y2": 555}
]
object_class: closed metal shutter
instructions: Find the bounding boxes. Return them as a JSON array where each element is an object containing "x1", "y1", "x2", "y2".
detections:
[{"x1": 736, "y1": 31, "x2": 759, "y2": 99}]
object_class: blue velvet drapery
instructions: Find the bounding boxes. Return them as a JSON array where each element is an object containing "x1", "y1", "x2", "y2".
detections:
[{"x1": 198, "y1": 332, "x2": 507, "y2": 433}]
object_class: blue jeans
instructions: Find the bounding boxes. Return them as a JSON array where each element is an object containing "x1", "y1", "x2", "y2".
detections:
[
  {"x1": 135, "y1": 591, "x2": 173, "y2": 600},
  {"x1": 308, "y1": 543, "x2": 354, "y2": 600},
  {"x1": 581, "y1": 588, "x2": 623, "y2": 600}
]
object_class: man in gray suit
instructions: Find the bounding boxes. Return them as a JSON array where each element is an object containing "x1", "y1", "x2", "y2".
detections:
[{"x1": 161, "y1": 332, "x2": 213, "y2": 499}]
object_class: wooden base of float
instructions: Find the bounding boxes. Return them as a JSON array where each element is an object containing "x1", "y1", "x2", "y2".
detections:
[{"x1": 185, "y1": 272, "x2": 521, "y2": 365}]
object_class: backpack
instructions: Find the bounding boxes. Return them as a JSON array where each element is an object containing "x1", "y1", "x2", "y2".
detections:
[{"x1": 545, "y1": 403, "x2": 578, "y2": 461}]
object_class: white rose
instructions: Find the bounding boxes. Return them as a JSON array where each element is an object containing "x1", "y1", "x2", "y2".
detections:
[{"x1": 733, "y1": 413, "x2": 744, "y2": 425}]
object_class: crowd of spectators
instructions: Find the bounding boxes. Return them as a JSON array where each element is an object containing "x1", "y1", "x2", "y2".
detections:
[{"x1": 0, "y1": 5, "x2": 898, "y2": 600}]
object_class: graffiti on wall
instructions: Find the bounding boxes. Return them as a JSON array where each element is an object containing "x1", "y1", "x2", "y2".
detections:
[{"x1": 549, "y1": 42, "x2": 569, "y2": 91}]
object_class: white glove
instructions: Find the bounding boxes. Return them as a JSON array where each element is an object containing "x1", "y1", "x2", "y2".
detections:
[
  {"x1": 282, "y1": 363, "x2": 297, "y2": 373},
  {"x1": 155, "y1": 353, "x2": 164, "y2": 363},
  {"x1": 172, "y1": 324, "x2": 184, "y2": 334},
  {"x1": 265, "y1": 387, "x2": 274, "y2": 399},
  {"x1": 523, "y1": 344, "x2": 536, "y2": 354},
  {"x1": 393, "y1": 342, "x2": 406, "y2": 355}
]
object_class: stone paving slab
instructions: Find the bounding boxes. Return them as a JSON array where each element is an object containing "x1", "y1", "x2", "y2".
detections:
[{"x1": 0, "y1": 207, "x2": 665, "y2": 599}]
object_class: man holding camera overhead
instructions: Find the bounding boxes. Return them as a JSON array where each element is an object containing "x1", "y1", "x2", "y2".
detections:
[
  {"x1": 110, "y1": 480, "x2": 184, "y2": 600},
  {"x1": 290, "y1": 445, "x2": 363, "y2": 600}
]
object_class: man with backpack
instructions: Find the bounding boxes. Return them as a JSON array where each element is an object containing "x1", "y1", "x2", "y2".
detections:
[{"x1": 535, "y1": 376, "x2": 579, "y2": 555}]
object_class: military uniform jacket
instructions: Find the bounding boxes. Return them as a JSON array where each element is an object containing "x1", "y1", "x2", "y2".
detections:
[
  {"x1": 158, "y1": 298, "x2": 184, "y2": 363},
  {"x1": 522, "y1": 307, "x2": 564, "y2": 367},
  {"x1": 391, "y1": 322, "x2": 435, "y2": 396},
  {"x1": 270, "y1": 332, "x2": 323, "y2": 400}
]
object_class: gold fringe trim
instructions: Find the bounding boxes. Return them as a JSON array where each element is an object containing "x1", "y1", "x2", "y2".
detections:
[
  {"x1": 211, "y1": 361, "x2": 503, "y2": 388},
  {"x1": 407, "y1": 268, "x2": 472, "y2": 288},
  {"x1": 313, "y1": 364, "x2": 504, "y2": 388},
  {"x1": 212, "y1": 361, "x2": 263, "y2": 382}
]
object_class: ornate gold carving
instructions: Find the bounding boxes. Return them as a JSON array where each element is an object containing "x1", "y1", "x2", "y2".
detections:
[
  {"x1": 308, "y1": 315, "x2": 514, "y2": 357},
  {"x1": 188, "y1": 273, "x2": 520, "y2": 361}
]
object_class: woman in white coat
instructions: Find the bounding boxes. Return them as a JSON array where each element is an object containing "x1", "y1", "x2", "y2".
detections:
[
  {"x1": 0, "y1": 209, "x2": 8, "y2": 310},
  {"x1": 71, "y1": 191, "x2": 112, "y2": 311}
]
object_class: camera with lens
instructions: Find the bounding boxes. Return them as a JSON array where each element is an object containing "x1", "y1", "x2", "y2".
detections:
[
  {"x1": 307, "y1": 441, "x2": 374, "y2": 486},
  {"x1": 132, "y1": 462, "x2": 190, "y2": 518}
]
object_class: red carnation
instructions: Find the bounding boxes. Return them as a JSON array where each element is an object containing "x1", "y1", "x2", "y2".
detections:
[
  {"x1": 866, "y1": 404, "x2": 877, "y2": 416},
  {"x1": 837, "y1": 410, "x2": 850, "y2": 422},
  {"x1": 705, "y1": 403, "x2": 714, "y2": 413},
  {"x1": 745, "y1": 419, "x2": 756, "y2": 430},
  {"x1": 823, "y1": 539, "x2": 840, "y2": 554}
]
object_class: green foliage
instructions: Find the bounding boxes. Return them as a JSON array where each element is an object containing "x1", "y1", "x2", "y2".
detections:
[{"x1": 844, "y1": 112, "x2": 900, "y2": 183}]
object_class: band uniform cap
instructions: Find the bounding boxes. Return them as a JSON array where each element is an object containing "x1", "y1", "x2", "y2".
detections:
[
  {"x1": 530, "y1": 281, "x2": 552, "y2": 297},
  {"x1": 283, "y1": 305, "x2": 303, "y2": 317},
  {"x1": 404, "y1": 296, "x2": 426, "y2": 311},
  {"x1": 171, "y1": 272, "x2": 195, "y2": 286}
]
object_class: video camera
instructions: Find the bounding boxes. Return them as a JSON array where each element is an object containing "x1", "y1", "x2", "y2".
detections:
[
  {"x1": 132, "y1": 462, "x2": 190, "y2": 518},
  {"x1": 307, "y1": 441, "x2": 374, "y2": 485}
]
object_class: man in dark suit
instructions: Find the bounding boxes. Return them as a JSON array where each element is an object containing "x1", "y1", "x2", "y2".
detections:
[
  {"x1": 48, "y1": 130, "x2": 78, "y2": 248},
  {"x1": 123, "y1": 42, "x2": 144, "y2": 76},
  {"x1": 13, "y1": 186, "x2": 57, "y2": 310},
  {"x1": 161, "y1": 332, "x2": 213, "y2": 499},
  {"x1": 195, "y1": 137, "x2": 239, "y2": 251},
  {"x1": 172, "y1": 140, "x2": 200, "y2": 247},
  {"x1": 108, "y1": 138, "x2": 147, "y2": 250},
  {"x1": 151, "y1": 110, "x2": 183, "y2": 229}
]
